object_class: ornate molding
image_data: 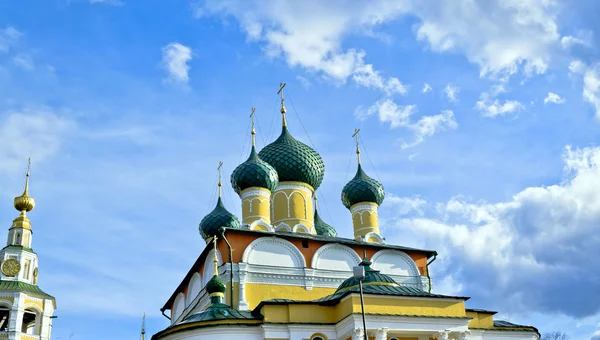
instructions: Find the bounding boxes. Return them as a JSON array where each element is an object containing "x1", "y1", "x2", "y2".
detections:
[
  {"x1": 371, "y1": 249, "x2": 420, "y2": 277},
  {"x1": 242, "y1": 237, "x2": 306, "y2": 268},
  {"x1": 240, "y1": 188, "x2": 271, "y2": 200},
  {"x1": 311, "y1": 243, "x2": 361, "y2": 269}
]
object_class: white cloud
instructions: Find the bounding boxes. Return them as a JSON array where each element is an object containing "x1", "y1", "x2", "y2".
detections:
[
  {"x1": 0, "y1": 108, "x2": 74, "y2": 174},
  {"x1": 161, "y1": 42, "x2": 192, "y2": 84},
  {"x1": 443, "y1": 84, "x2": 459, "y2": 102},
  {"x1": 296, "y1": 75, "x2": 311, "y2": 89},
  {"x1": 0, "y1": 26, "x2": 21, "y2": 53},
  {"x1": 422, "y1": 83, "x2": 432, "y2": 93},
  {"x1": 561, "y1": 30, "x2": 592, "y2": 50},
  {"x1": 569, "y1": 60, "x2": 586, "y2": 74},
  {"x1": 475, "y1": 92, "x2": 524, "y2": 118},
  {"x1": 544, "y1": 92, "x2": 565, "y2": 105},
  {"x1": 12, "y1": 54, "x2": 34, "y2": 71},
  {"x1": 357, "y1": 99, "x2": 456, "y2": 148},
  {"x1": 386, "y1": 145, "x2": 600, "y2": 317},
  {"x1": 583, "y1": 64, "x2": 600, "y2": 118}
]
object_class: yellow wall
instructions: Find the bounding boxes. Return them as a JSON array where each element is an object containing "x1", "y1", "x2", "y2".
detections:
[
  {"x1": 467, "y1": 311, "x2": 495, "y2": 328},
  {"x1": 351, "y1": 203, "x2": 380, "y2": 240},
  {"x1": 24, "y1": 298, "x2": 43, "y2": 311},
  {"x1": 241, "y1": 187, "x2": 271, "y2": 225},
  {"x1": 245, "y1": 283, "x2": 335, "y2": 310},
  {"x1": 271, "y1": 182, "x2": 315, "y2": 232}
]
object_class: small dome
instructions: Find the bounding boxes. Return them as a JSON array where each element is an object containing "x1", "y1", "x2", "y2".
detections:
[
  {"x1": 314, "y1": 209, "x2": 337, "y2": 237},
  {"x1": 206, "y1": 274, "x2": 226, "y2": 295},
  {"x1": 230, "y1": 146, "x2": 279, "y2": 194},
  {"x1": 341, "y1": 164, "x2": 384, "y2": 209},
  {"x1": 336, "y1": 256, "x2": 398, "y2": 292},
  {"x1": 258, "y1": 126, "x2": 325, "y2": 190},
  {"x1": 199, "y1": 198, "x2": 241, "y2": 240},
  {"x1": 14, "y1": 195, "x2": 35, "y2": 212}
]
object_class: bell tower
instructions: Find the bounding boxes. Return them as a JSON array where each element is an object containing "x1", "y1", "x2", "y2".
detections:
[{"x1": 0, "y1": 159, "x2": 56, "y2": 339}]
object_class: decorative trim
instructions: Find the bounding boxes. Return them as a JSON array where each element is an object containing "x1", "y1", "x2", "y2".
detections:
[
  {"x1": 242, "y1": 237, "x2": 306, "y2": 268},
  {"x1": 350, "y1": 203, "x2": 378, "y2": 213},
  {"x1": 186, "y1": 272, "x2": 202, "y2": 306},
  {"x1": 371, "y1": 249, "x2": 420, "y2": 277},
  {"x1": 311, "y1": 243, "x2": 361, "y2": 269},
  {"x1": 363, "y1": 232, "x2": 384, "y2": 244},
  {"x1": 202, "y1": 249, "x2": 222, "y2": 286},
  {"x1": 276, "y1": 182, "x2": 314, "y2": 194},
  {"x1": 249, "y1": 220, "x2": 274, "y2": 232},
  {"x1": 240, "y1": 188, "x2": 271, "y2": 200},
  {"x1": 292, "y1": 224, "x2": 310, "y2": 233},
  {"x1": 275, "y1": 223, "x2": 291, "y2": 232}
]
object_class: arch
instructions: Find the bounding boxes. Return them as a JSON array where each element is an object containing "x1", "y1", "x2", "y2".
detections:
[
  {"x1": 202, "y1": 249, "x2": 223, "y2": 286},
  {"x1": 275, "y1": 223, "x2": 291, "y2": 232},
  {"x1": 310, "y1": 334, "x2": 327, "y2": 340},
  {"x1": 242, "y1": 237, "x2": 306, "y2": 268},
  {"x1": 271, "y1": 191, "x2": 290, "y2": 219},
  {"x1": 288, "y1": 191, "x2": 307, "y2": 219},
  {"x1": 22, "y1": 306, "x2": 41, "y2": 335},
  {"x1": 0, "y1": 301, "x2": 11, "y2": 332},
  {"x1": 363, "y1": 232, "x2": 384, "y2": 244},
  {"x1": 250, "y1": 220, "x2": 274, "y2": 232},
  {"x1": 370, "y1": 249, "x2": 420, "y2": 277},
  {"x1": 172, "y1": 292, "x2": 185, "y2": 322},
  {"x1": 311, "y1": 243, "x2": 361, "y2": 271},
  {"x1": 292, "y1": 224, "x2": 310, "y2": 233},
  {"x1": 186, "y1": 272, "x2": 202, "y2": 306}
]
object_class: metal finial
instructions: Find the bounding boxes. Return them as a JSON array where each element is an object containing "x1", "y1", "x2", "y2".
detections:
[
  {"x1": 217, "y1": 161, "x2": 223, "y2": 197},
  {"x1": 140, "y1": 313, "x2": 146, "y2": 340},
  {"x1": 352, "y1": 128, "x2": 361, "y2": 164},
  {"x1": 23, "y1": 157, "x2": 31, "y2": 196},
  {"x1": 250, "y1": 107, "x2": 256, "y2": 147},
  {"x1": 277, "y1": 82, "x2": 287, "y2": 126},
  {"x1": 213, "y1": 235, "x2": 219, "y2": 277}
]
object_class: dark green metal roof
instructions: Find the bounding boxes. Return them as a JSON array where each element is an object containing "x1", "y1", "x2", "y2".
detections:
[
  {"x1": 1, "y1": 245, "x2": 35, "y2": 254},
  {"x1": 182, "y1": 303, "x2": 258, "y2": 323},
  {"x1": 341, "y1": 164, "x2": 384, "y2": 209},
  {"x1": 258, "y1": 126, "x2": 325, "y2": 190},
  {"x1": 230, "y1": 146, "x2": 279, "y2": 194},
  {"x1": 205, "y1": 275, "x2": 226, "y2": 295},
  {"x1": 199, "y1": 198, "x2": 240, "y2": 241},
  {"x1": 0, "y1": 280, "x2": 54, "y2": 300},
  {"x1": 314, "y1": 208, "x2": 337, "y2": 237},
  {"x1": 336, "y1": 256, "x2": 396, "y2": 292}
]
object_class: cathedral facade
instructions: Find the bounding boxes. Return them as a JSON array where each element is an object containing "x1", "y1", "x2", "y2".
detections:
[{"x1": 152, "y1": 88, "x2": 539, "y2": 340}]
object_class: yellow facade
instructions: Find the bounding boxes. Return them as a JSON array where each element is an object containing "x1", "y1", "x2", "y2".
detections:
[
  {"x1": 271, "y1": 182, "x2": 315, "y2": 232},
  {"x1": 467, "y1": 311, "x2": 495, "y2": 328},
  {"x1": 241, "y1": 187, "x2": 272, "y2": 226},
  {"x1": 244, "y1": 283, "x2": 335, "y2": 310},
  {"x1": 350, "y1": 202, "x2": 380, "y2": 240}
]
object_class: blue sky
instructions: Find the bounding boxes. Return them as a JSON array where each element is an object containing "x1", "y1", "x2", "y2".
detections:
[{"x1": 1, "y1": 0, "x2": 600, "y2": 339}]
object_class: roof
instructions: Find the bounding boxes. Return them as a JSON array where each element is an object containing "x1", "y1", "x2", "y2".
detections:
[
  {"x1": 465, "y1": 308, "x2": 498, "y2": 315},
  {"x1": 255, "y1": 284, "x2": 469, "y2": 311},
  {"x1": 494, "y1": 320, "x2": 535, "y2": 328},
  {"x1": 342, "y1": 164, "x2": 384, "y2": 209},
  {"x1": 230, "y1": 146, "x2": 279, "y2": 194},
  {"x1": 0, "y1": 280, "x2": 55, "y2": 301},
  {"x1": 161, "y1": 227, "x2": 437, "y2": 311},
  {"x1": 199, "y1": 197, "x2": 240, "y2": 240}
]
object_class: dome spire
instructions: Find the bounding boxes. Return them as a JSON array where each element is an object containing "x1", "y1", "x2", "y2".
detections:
[
  {"x1": 217, "y1": 161, "x2": 223, "y2": 198},
  {"x1": 352, "y1": 128, "x2": 361, "y2": 164},
  {"x1": 212, "y1": 235, "x2": 219, "y2": 277},
  {"x1": 206, "y1": 235, "x2": 226, "y2": 305},
  {"x1": 14, "y1": 158, "x2": 35, "y2": 214},
  {"x1": 277, "y1": 82, "x2": 287, "y2": 127},
  {"x1": 250, "y1": 107, "x2": 256, "y2": 147}
]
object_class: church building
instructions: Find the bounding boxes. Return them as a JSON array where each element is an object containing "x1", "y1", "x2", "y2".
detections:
[
  {"x1": 152, "y1": 85, "x2": 539, "y2": 340},
  {"x1": 0, "y1": 160, "x2": 56, "y2": 340}
]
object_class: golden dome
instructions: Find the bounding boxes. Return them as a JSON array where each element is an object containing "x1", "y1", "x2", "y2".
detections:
[{"x1": 14, "y1": 158, "x2": 35, "y2": 213}]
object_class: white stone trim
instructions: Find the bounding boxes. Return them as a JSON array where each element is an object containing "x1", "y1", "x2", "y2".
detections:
[
  {"x1": 275, "y1": 223, "x2": 292, "y2": 232},
  {"x1": 249, "y1": 220, "x2": 274, "y2": 232},
  {"x1": 276, "y1": 183, "x2": 314, "y2": 194},
  {"x1": 371, "y1": 249, "x2": 420, "y2": 277},
  {"x1": 311, "y1": 243, "x2": 361, "y2": 269},
  {"x1": 363, "y1": 232, "x2": 384, "y2": 244},
  {"x1": 292, "y1": 224, "x2": 310, "y2": 233},
  {"x1": 240, "y1": 188, "x2": 270, "y2": 200},
  {"x1": 242, "y1": 237, "x2": 306, "y2": 267}
]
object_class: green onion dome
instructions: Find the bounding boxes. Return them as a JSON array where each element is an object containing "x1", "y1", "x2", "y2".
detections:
[
  {"x1": 336, "y1": 256, "x2": 399, "y2": 293},
  {"x1": 258, "y1": 126, "x2": 325, "y2": 190},
  {"x1": 314, "y1": 208, "x2": 337, "y2": 237},
  {"x1": 199, "y1": 197, "x2": 241, "y2": 241},
  {"x1": 205, "y1": 274, "x2": 226, "y2": 295},
  {"x1": 230, "y1": 146, "x2": 279, "y2": 194},
  {"x1": 341, "y1": 164, "x2": 385, "y2": 209}
]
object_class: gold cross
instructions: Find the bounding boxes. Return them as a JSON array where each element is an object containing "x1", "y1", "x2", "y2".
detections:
[
  {"x1": 26, "y1": 157, "x2": 31, "y2": 177},
  {"x1": 217, "y1": 161, "x2": 223, "y2": 197},
  {"x1": 277, "y1": 82, "x2": 286, "y2": 98},
  {"x1": 352, "y1": 128, "x2": 361, "y2": 164},
  {"x1": 213, "y1": 235, "x2": 219, "y2": 276},
  {"x1": 277, "y1": 82, "x2": 287, "y2": 125},
  {"x1": 250, "y1": 107, "x2": 256, "y2": 146}
]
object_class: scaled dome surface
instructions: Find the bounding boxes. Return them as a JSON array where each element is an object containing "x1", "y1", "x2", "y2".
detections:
[
  {"x1": 199, "y1": 197, "x2": 241, "y2": 240},
  {"x1": 258, "y1": 126, "x2": 325, "y2": 190},
  {"x1": 336, "y1": 257, "x2": 398, "y2": 292},
  {"x1": 341, "y1": 164, "x2": 385, "y2": 209},
  {"x1": 231, "y1": 146, "x2": 279, "y2": 194},
  {"x1": 314, "y1": 209, "x2": 337, "y2": 237}
]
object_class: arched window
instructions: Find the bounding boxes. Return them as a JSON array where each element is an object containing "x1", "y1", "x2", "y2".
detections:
[
  {"x1": 310, "y1": 333, "x2": 327, "y2": 340},
  {"x1": 15, "y1": 233, "x2": 21, "y2": 245},
  {"x1": 0, "y1": 306, "x2": 10, "y2": 331},
  {"x1": 22, "y1": 308, "x2": 40, "y2": 335}
]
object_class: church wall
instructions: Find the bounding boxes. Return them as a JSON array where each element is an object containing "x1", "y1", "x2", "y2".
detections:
[
  {"x1": 466, "y1": 311, "x2": 496, "y2": 328},
  {"x1": 244, "y1": 283, "x2": 336, "y2": 310},
  {"x1": 354, "y1": 295, "x2": 466, "y2": 318}
]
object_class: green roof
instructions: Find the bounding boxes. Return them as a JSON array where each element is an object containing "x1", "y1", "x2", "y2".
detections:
[
  {"x1": 341, "y1": 164, "x2": 384, "y2": 209},
  {"x1": 205, "y1": 275, "x2": 226, "y2": 295},
  {"x1": 199, "y1": 198, "x2": 240, "y2": 241},
  {"x1": 0, "y1": 280, "x2": 55, "y2": 300},
  {"x1": 1, "y1": 245, "x2": 35, "y2": 254},
  {"x1": 183, "y1": 303, "x2": 258, "y2": 323},
  {"x1": 230, "y1": 146, "x2": 279, "y2": 194},
  {"x1": 258, "y1": 126, "x2": 325, "y2": 190},
  {"x1": 314, "y1": 209, "x2": 337, "y2": 237},
  {"x1": 335, "y1": 257, "x2": 397, "y2": 292}
]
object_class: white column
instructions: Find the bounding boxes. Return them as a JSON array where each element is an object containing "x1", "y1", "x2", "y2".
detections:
[
  {"x1": 40, "y1": 298, "x2": 53, "y2": 340},
  {"x1": 352, "y1": 328, "x2": 364, "y2": 340},
  {"x1": 375, "y1": 327, "x2": 388, "y2": 340},
  {"x1": 237, "y1": 263, "x2": 249, "y2": 310}
]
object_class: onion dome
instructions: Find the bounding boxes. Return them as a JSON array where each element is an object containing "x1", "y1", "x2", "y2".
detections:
[
  {"x1": 258, "y1": 126, "x2": 325, "y2": 190},
  {"x1": 206, "y1": 274, "x2": 226, "y2": 296},
  {"x1": 14, "y1": 160, "x2": 35, "y2": 213},
  {"x1": 199, "y1": 197, "x2": 241, "y2": 241},
  {"x1": 341, "y1": 164, "x2": 384, "y2": 209},
  {"x1": 314, "y1": 197, "x2": 337, "y2": 237},
  {"x1": 230, "y1": 146, "x2": 279, "y2": 194},
  {"x1": 336, "y1": 256, "x2": 399, "y2": 293}
]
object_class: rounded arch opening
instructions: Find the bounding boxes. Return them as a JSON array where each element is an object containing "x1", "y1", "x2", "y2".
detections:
[
  {"x1": 311, "y1": 243, "x2": 361, "y2": 271},
  {"x1": 242, "y1": 237, "x2": 306, "y2": 268},
  {"x1": 186, "y1": 272, "x2": 202, "y2": 306},
  {"x1": 371, "y1": 249, "x2": 420, "y2": 277},
  {"x1": 0, "y1": 302, "x2": 11, "y2": 332},
  {"x1": 172, "y1": 293, "x2": 186, "y2": 322},
  {"x1": 22, "y1": 306, "x2": 42, "y2": 335}
]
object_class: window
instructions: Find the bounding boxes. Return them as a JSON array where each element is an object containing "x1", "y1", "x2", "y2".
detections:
[
  {"x1": 0, "y1": 307, "x2": 9, "y2": 331},
  {"x1": 310, "y1": 334, "x2": 327, "y2": 340},
  {"x1": 22, "y1": 309, "x2": 39, "y2": 335},
  {"x1": 23, "y1": 260, "x2": 30, "y2": 280},
  {"x1": 15, "y1": 233, "x2": 21, "y2": 245}
]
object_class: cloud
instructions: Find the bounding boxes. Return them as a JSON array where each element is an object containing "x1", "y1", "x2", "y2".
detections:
[
  {"x1": 12, "y1": 54, "x2": 35, "y2": 71},
  {"x1": 443, "y1": 84, "x2": 459, "y2": 102},
  {"x1": 544, "y1": 92, "x2": 565, "y2": 105},
  {"x1": 475, "y1": 92, "x2": 524, "y2": 118},
  {"x1": 356, "y1": 99, "x2": 456, "y2": 148},
  {"x1": 296, "y1": 75, "x2": 311, "y2": 89},
  {"x1": 569, "y1": 60, "x2": 586, "y2": 74},
  {"x1": 561, "y1": 30, "x2": 592, "y2": 50},
  {"x1": 0, "y1": 108, "x2": 74, "y2": 174},
  {"x1": 422, "y1": 83, "x2": 432, "y2": 93},
  {"x1": 385, "y1": 145, "x2": 600, "y2": 317},
  {"x1": 583, "y1": 64, "x2": 600, "y2": 118},
  {"x1": 197, "y1": 0, "x2": 561, "y2": 81},
  {"x1": 161, "y1": 42, "x2": 192, "y2": 84},
  {"x1": 0, "y1": 26, "x2": 21, "y2": 53}
]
